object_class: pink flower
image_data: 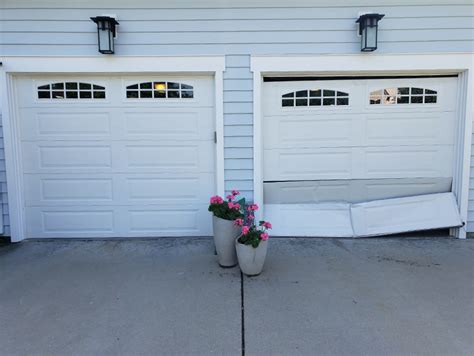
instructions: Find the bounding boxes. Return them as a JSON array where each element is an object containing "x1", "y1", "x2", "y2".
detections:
[
  {"x1": 260, "y1": 233, "x2": 269, "y2": 241},
  {"x1": 247, "y1": 214, "x2": 254, "y2": 220},
  {"x1": 233, "y1": 203, "x2": 241, "y2": 210},
  {"x1": 247, "y1": 204, "x2": 259, "y2": 211},
  {"x1": 210, "y1": 196, "x2": 223, "y2": 204},
  {"x1": 261, "y1": 221, "x2": 272, "y2": 229},
  {"x1": 231, "y1": 189, "x2": 240, "y2": 196},
  {"x1": 226, "y1": 194, "x2": 234, "y2": 201},
  {"x1": 234, "y1": 218, "x2": 244, "y2": 226},
  {"x1": 228, "y1": 202, "x2": 235, "y2": 209},
  {"x1": 242, "y1": 226, "x2": 250, "y2": 235}
]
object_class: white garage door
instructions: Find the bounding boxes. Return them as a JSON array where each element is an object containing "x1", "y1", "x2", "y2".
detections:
[
  {"x1": 16, "y1": 75, "x2": 215, "y2": 238},
  {"x1": 263, "y1": 77, "x2": 461, "y2": 236}
]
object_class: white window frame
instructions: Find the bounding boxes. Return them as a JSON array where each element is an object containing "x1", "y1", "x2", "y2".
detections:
[
  {"x1": 0, "y1": 56, "x2": 226, "y2": 242},
  {"x1": 251, "y1": 53, "x2": 473, "y2": 239}
]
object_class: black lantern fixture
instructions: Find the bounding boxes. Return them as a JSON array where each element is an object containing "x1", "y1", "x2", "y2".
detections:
[
  {"x1": 90, "y1": 16, "x2": 119, "y2": 54},
  {"x1": 356, "y1": 13, "x2": 384, "y2": 52}
]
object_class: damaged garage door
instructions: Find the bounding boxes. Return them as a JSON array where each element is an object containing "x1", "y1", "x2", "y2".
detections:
[
  {"x1": 265, "y1": 193, "x2": 462, "y2": 237},
  {"x1": 262, "y1": 77, "x2": 461, "y2": 237}
]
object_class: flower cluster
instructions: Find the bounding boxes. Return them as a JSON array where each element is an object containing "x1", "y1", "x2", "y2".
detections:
[
  {"x1": 210, "y1": 196, "x2": 224, "y2": 205},
  {"x1": 208, "y1": 190, "x2": 244, "y2": 221},
  {"x1": 236, "y1": 203, "x2": 272, "y2": 248}
]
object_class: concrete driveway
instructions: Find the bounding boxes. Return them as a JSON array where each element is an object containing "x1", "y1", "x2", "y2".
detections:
[{"x1": 0, "y1": 237, "x2": 473, "y2": 356}]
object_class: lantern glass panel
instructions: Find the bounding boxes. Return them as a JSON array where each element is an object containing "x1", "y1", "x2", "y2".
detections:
[{"x1": 365, "y1": 24, "x2": 377, "y2": 50}]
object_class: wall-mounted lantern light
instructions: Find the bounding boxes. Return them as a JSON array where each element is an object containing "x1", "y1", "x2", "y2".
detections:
[
  {"x1": 90, "y1": 16, "x2": 119, "y2": 54},
  {"x1": 356, "y1": 13, "x2": 384, "y2": 52}
]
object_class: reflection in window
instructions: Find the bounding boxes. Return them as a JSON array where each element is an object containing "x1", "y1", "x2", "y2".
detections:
[
  {"x1": 126, "y1": 82, "x2": 194, "y2": 99},
  {"x1": 282, "y1": 89, "x2": 349, "y2": 107},
  {"x1": 370, "y1": 87, "x2": 437, "y2": 105},
  {"x1": 37, "y1": 82, "x2": 106, "y2": 99}
]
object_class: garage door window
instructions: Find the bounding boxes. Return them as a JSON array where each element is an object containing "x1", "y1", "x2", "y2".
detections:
[
  {"x1": 37, "y1": 82, "x2": 106, "y2": 100},
  {"x1": 370, "y1": 87, "x2": 437, "y2": 105},
  {"x1": 282, "y1": 89, "x2": 349, "y2": 107},
  {"x1": 126, "y1": 81, "x2": 194, "y2": 99}
]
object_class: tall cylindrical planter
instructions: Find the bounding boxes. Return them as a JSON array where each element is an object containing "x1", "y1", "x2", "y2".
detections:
[
  {"x1": 236, "y1": 239, "x2": 268, "y2": 276},
  {"x1": 212, "y1": 216, "x2": 241, "y2": 267}
]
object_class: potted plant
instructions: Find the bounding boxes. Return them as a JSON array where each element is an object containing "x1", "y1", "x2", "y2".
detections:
[
  {"x1": 208, "y1": 190, "x2": 244, "y2": 267},
  {"x1": 235, "y1": 204, "x2": 272, "y2": 276}
]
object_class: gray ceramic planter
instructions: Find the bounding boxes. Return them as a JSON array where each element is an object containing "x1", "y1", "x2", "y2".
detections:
[
  {"x1": 212, "y1": 216, "x2": 241, "y2": 267},
  {"x1": 236, "y1": 239, "x2": 268, "y2": 276}
]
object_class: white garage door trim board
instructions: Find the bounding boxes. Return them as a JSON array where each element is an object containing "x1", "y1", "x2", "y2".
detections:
[
  {"x1": 252, "y1": 53, "x2": 474, "y2": 239},
  {"x1": 0, "y1": 56, "x2": 226, "y2": 242}
]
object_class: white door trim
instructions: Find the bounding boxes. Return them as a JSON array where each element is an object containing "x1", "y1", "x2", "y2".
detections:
[
  {"x1": 251, "y1": 53, "x2": 474, "y2": 238},
  {"x1": 0, "y1": 56, "x2": 226, "y2": 242}
]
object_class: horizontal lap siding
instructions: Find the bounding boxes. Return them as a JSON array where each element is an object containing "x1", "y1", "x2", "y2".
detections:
[
  {"x1": 224, "y1": 55, "x2": 253, "y2": 201},
  {"x1": 0, "y1": 1, "x2": 473, "y2": 235},
  {"x1": 1, "y1": 5, "x2": 473, "y2": 55}
]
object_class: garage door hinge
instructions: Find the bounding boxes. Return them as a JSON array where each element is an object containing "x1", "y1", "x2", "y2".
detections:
[{"x1": 214, "y1": 131, "x2": 217, "y2": 144}]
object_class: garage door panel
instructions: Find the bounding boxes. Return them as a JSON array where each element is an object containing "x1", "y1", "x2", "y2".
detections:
[
  {"x1": 264, "y1": 203, "x2": 354, "y2": 237},
  {"x1": 20, "y1": 107, "x2": 214, "y2": 142},
  {"x1": 351, "y1": 193, "x2": 462, "y2": 237},
  {"x1": 264, "y1": 148, "x2": 353, "y2": 180},
  {"x1": 125, "y1": 175, "x2": 214, "y2": 203},
  {"x1": 121, "y1": 76, "x2": 214, "y2": 107},
  {"x1": 127, "y1": 205, "x2": 211, "y2": 235},
  {"x1": 264, "y1": 114, "x2": 358, "y2": 149},
  {"x1": 26, "y1": 208, "x2": 116, "y2": 236},
  {"x1": 22, "y1": 141, "x2": 214, "y2": 174},
  {"x1": 121, "y1": 141, "x2": 214, "y2": 173},
  {"x1": 22, "y1": 143, "x2": 113, "y2": 171},
  {"x1": 264, "y1": 111, "x2": 454, "y2": 150},
  {"x1": 264, "y1": 178, "x2": 452, "y2": 204},
  {"x1": 20, "y1": 109, "x2": 113, "y2": 139},
  {"x1": 23, "y1": 176, "x2": 114, "y2": 204},
  {"x1": 23, "y1": 172, "x2": 215, "y2": 206},
  {"x1": 124, "y1": 108, "x2": 214, "y2": 141},
  {"x1": 365, "y1": 112, "x2": 455, "y2": 146},
  {"x1": 366, "y1": 78, "x2": 458, "y2": 111},
  {"x1": 264, "y1": 145, "x2": 453, "y2": 180},
  {"x1": 363, "y1": 145, "x2": 453, "y2": 178},
  {"x1": 25, "y1": 204, "x2": 212, "y2": 238}
]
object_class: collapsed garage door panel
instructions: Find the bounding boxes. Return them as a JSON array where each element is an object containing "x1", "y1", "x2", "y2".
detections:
[
  {"x1": 263, "y1": 76, "x2": 460, "y2": 237},
  {"x1": 16, "y1": 75, "x2": 215, "y2": 238},
  {"x1": 264, "y1": 203, "x2": 354, "y2": 238},
  {"x1": 266, "y1": 193, "x2": 462, "y2": 237},
  {"x1": 351, "y1": 193, "x2": 462, "y2": 237}
]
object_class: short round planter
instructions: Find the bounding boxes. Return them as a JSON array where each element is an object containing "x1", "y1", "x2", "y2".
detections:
[
  {"x1": 212, "y1": 216, "x2": 241, "y2": 267},
  {"x1": 235, "y1": 239, "x2": 268, "y2": 276}
]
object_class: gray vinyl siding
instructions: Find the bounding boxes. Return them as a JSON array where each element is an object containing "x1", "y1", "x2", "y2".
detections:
[
  {"x1": 224, "y1": 55, "x2": 254, "y2": 200},
  {"x1": 0, "y1": 0, "x2": 473, "y2": 236}
]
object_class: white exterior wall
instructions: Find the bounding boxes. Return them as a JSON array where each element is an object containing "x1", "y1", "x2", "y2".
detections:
[{"x1": 0, "y1": 0, "x2": 473, "y2": 236}]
